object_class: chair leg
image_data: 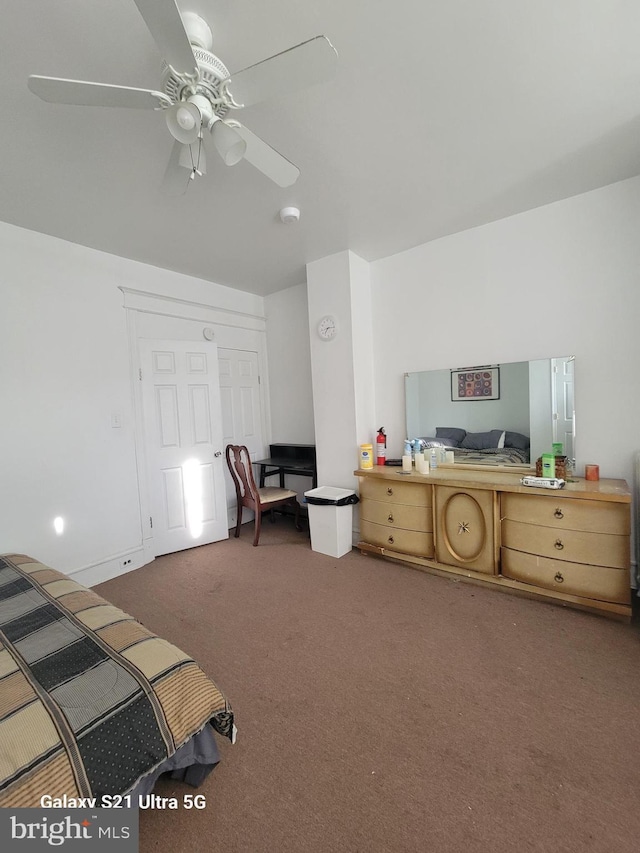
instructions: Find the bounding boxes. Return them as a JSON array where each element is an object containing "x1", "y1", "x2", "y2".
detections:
[
  {"x1": 253, "y1": 509, "x2": 262, "y2": 546},
  {"x1": 293, "y1": 499, "x2": 302, "y2": 531},
  {"x1": 269, "y1": 509, "x2": 276, "y2": 524},
  {"x1": 234, "y1": 505, "x2": 243, "y2": 539}
]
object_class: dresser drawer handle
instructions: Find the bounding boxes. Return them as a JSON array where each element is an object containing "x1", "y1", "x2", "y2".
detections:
[
  {"x1": 387, "y1": 487, "x2": 393, "y2": 496},
  {"x1": 554, "y1": 572, "x2": 564, "y2": 583},
  {"x1": 554, "y1": 539, "x2": 564, "y2": 550},
  {"x1": 387, "y1": 535, "x2": 394, "y2": 545},
  {"x1": 388, "y1": 513, "x2": 394, "y2": 523},
  {"x1": 554, "y1": 508, "x2": 564, "y2": 519}
]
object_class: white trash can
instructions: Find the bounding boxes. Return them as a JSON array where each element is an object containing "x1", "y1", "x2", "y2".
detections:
[{"x1": 304, "y1": 486, "x2": 359, "y2": 558}]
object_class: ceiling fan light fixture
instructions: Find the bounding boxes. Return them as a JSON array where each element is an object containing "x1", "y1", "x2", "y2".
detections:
[
  {"x1": 165, "y1": 101, "x2": 201, "y2": 144},
  {"x1": 210, "y1": 119, "x2": 247, "y2": 166},
  {"x1": 176, "y1": 106, "x2": 196, "y2": 130}
]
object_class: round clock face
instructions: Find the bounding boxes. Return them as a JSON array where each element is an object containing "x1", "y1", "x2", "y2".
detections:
[{"x1": 318, "y1": 315, "x2": 337, "y2": 340}]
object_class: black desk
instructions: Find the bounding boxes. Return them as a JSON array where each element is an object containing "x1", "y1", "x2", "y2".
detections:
[{"x1": 255, "y1": 443, "x2": 317, "y2": 489}]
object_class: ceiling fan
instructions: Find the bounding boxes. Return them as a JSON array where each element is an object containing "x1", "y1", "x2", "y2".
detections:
[{"x1": 27, "y1": 0, "x2": 337, "y2": 192}]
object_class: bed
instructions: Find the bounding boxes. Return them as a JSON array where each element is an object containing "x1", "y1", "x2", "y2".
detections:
[
  {"x1": 419, "y1": 426, "x2": 531, "y2": 466},
  {"x1": 0, "y1": 553, "x2": 234, "y2": 807}
]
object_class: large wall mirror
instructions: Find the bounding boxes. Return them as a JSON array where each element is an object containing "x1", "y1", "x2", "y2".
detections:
[{"x1": 405, "y1": 356, "x2": 575, "y2": 468}]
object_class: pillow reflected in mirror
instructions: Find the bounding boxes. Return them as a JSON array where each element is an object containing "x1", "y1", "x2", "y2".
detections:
[
  {"x1": 461, "y1": 430, "x2": 505, "y2": 450},
  {"x1": 435, "y1": 427, "x2": 467, "y2": 444}
]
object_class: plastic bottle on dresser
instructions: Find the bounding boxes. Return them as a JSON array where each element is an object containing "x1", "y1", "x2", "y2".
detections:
[
  {"x1": 401, "y1": 439, "x2": 412, "y2": 472},
  {"x1": 430, "y1": 448, "x2": 438, "y2": 470},
  {"x1": 359, "y1": 443, "x2": 374, "y2": 469}
]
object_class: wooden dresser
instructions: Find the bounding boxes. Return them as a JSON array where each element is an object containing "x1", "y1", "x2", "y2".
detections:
[{"x1": 355, "y1": 466, "x2": 632, "y2": 620}]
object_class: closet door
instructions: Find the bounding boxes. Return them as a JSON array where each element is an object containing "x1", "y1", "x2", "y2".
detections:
[{"x1": 217, "y1": 348, "x2": 264, "y2": 522}]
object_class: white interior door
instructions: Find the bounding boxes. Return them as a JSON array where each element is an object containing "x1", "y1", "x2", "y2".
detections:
[
  {"x1": 139, "y1": 340, "x2": 228, "y2": 556},
  {"x1": 217, "y1": 348, "x2": 264, "y2": 523},
  {"x1": 552, "y1": 356, "x2": 575, "y2": 460}
]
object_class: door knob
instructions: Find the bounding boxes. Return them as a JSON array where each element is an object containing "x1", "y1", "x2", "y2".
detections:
[{"x1": 214, "y1": 451, "x2": 222, "y2": 457}]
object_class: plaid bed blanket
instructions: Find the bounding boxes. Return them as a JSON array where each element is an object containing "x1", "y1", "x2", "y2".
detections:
[{"x1": 0, "y1": 554, "x2": 233, "y2": 807}]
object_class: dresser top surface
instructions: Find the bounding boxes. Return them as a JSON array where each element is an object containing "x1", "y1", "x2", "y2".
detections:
[{"x1": 354, "y1": 466, "x2": 631, "y2": 503}]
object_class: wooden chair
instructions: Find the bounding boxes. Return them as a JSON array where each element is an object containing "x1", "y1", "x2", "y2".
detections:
[{"x1": 225, "y1": 444, "x2": 301, "y2": 546}]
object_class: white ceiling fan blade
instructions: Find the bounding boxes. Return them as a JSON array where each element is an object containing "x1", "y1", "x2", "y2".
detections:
[
  {"x1": 233, "y1": 124, "x2": 300, "y2": 187},
  {"x1": 224, "y1": 36, "x2": 338, "y2": 108},
  {"x1": 161, "y1": 140, "x2": 194, "y2": 196},
  {"x1": 28, "y1": 76, "x2": 171, "y2": 109},
  {"x1": 133, "y1": 0, "x2": 198, "y2": 78}
]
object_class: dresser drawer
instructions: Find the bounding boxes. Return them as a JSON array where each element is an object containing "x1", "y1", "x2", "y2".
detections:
[
  {"x1": 360, "y1": 499, "x2": 432, "y2": 532},
  {"x1": 359, "y1": 478, "x2": 431, "y2": 507},
  {"x1": 502, "y1": 519, "x2": 629, "y2": 569},
  {"x1": 501, "y1": 548, "x2": 630, "y2": 604},
  {"x1": 360, "y1": 519, "x2": 434, "y2": 558},
  {"x1": 501, "y1": 492, "x2": 630, "y2": 535}
]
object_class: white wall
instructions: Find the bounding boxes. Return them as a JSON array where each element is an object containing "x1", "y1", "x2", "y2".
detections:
[
  {"x1": 263, "y1": 283, "x2": 315, "y2": 501},
  {"x1": 0, "y1": 222, "x2": 265, "y2": 579},
  {"x1": 265, "y1": 283, "x2": 315, "y2": 443},
  {"x1": 370, "y1": 176, "x2": 640, "y2": 490}
]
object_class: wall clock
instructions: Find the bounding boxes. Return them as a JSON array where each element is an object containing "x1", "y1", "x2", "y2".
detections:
[{"x1": 317, "y1": 315, "x2": 338, "y2": 340}]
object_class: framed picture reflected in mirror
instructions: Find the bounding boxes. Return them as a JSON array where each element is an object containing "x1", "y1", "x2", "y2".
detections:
[{"x1": 451, "y1": 366, "x2": 500, "y2": 401}]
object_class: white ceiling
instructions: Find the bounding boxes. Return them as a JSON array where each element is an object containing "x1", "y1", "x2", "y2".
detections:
[{"x1": 2, "y1": 0, "x2": 640, "y2": 296}]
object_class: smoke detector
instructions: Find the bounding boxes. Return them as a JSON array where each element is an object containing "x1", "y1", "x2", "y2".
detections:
[{"x1": 279, "y1": 206, "x2": 300, "y2": 224}]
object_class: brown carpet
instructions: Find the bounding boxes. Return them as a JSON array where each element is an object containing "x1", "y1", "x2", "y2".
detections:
[{"x1": 97, "y1": 519, "x2": 640, "y2": 853}]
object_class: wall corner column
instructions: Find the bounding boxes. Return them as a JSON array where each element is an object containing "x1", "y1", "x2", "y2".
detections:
[{"x1": 306, "y1": 250, "x2": 375, "y2": 489}]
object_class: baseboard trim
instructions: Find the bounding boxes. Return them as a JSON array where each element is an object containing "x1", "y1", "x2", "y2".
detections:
[{"x1": 68, "y1": 547, "x2": 152, "y2": 588}]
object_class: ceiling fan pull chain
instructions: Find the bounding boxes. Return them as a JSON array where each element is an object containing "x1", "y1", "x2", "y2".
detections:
[
  {"x1": 194, "y1": 136, "x2": 203, "y2": 178},
  {"x1": 187, "y1": 141, "x2": 197, "y2": 180},
  {"x1": 187, "y1": 136, "x2": 204, "y2": 181}
]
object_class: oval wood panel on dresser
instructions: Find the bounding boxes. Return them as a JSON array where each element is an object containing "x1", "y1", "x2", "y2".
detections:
[
  {"x1": 435, "y1": 486, "x2": 496, "y2": 574},
  {"x1": 354, "y1": 466, "x2": 632, "y2": 620}
]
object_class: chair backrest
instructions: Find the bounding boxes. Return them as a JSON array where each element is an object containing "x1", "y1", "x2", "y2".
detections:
[{"x1": 225, "y1": 445, "x2": 259, "y2": 506}]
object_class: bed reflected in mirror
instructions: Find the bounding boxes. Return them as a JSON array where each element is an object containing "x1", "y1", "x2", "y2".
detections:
[{"x1": 405, "y1": 356, "x2": 575, "y2": 469}]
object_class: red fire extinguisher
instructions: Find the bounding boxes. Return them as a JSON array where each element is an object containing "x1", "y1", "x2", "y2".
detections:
[{"x1": 376, "y1": 427, "x2": 387, "y2": 466}]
